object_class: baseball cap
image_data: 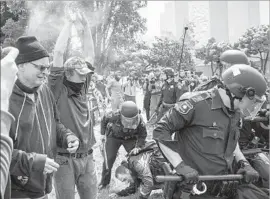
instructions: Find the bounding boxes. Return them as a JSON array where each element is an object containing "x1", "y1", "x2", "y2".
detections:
[{"x1": 64, "y1": 56, "x2": 94, "y2": 75}]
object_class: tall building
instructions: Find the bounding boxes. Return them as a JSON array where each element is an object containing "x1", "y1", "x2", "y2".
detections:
[
  {"x1": 174, "y1": 1, "x2": 189, "y2": 39},
  {"x1": 209, "y1": 1, "x2": 229, "y2": 42},
  {"x1": 160, "y1": 2, "x2": 176, "y2": 39},
  {"x1": 227, "y1": 1, "x2": 261, "y2": 43},
  {"x1": 160, "y1": 1, "x2": 267, "y2": 44},
  {"x1": 160, "y1": 1, "x2": 189, "y2": 40}
]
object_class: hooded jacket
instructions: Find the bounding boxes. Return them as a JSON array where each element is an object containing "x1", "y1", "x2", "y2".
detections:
[{"x1": 8, "y1": 81, "x2": 77, "y2": 198}]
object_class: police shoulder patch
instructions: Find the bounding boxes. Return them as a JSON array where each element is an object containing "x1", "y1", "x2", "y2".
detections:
[{"x1": 176, "y1": 100, "x2": 194, "y2": 114}]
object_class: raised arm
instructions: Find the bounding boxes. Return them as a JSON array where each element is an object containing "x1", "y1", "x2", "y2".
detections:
[
  {"x1": 78, "y1": 13, "x2": 95, "y2": 65},
  {"x1": 53, "y1": 21, "x2": 72, "y2": 68}
]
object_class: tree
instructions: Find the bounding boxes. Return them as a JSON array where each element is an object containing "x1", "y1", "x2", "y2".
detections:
[
  {"x1": 105, "y1": 40, "x2": 151, "y2": 76},
  {"x1": 1, "y1": 1, "x2": 70, "y2": 52},
  {"x1": 77, "y1": 1, "x2": 147, "y2": 72},
  {"x1": 0, "y1": 1, "x2": 29, "y2": 44},
  {"x1": 195, "y1": 37, "x2": 232, "y2": 76},
  {"x1": 1, "y1": 1, "x2": 147, "y2": 73},
  {"x1": 146, "y1": 36, "x2": 195, "y2": 71},
  {"x1": 234, "y1": 25, "x2": 270, "y2": 74}
]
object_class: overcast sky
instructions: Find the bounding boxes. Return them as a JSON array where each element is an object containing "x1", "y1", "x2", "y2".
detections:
[
  {"x1": 139, "y1": 1, "x2": 269, "y2": 42},
  {"x1": 139, "y1": 1, "x2": 165, "y2": 41}
]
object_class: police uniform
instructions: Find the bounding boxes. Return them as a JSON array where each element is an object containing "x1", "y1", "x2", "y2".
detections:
[
  {"x1": 99, "y1": 110, "x2": 147, "y2": 186},
  {"x1": 156, "y1": 81, "x2": 182, "y2": 122},
  {"x1": 153, "y1": 88, "x2": 241, "y2": 176}
]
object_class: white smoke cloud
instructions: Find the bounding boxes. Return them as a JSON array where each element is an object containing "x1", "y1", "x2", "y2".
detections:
[
  {"x1": 25, "y1": 1, "x2": 108, "y2": 41},
  {"x1": 24, "y1": 0, "x2": 109, "y2": 66},
  {"x1": 26, "y1": 1, "x2": 67, "y2": 43}
]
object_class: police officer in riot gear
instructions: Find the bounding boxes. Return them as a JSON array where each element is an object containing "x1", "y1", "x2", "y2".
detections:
[
  {"x1": 99, "y1": 101, "x2": 147, "y2": 189},
  {"x1": 220, "y1": 49, "x2": 249, "y2": 66},
  {"x1": 154, "y1": 64, "x2": 268, "y2": 199},
  {"x1": 155, "y1": 67, "x2": 181, "y2": 122},
  {"x1": 190, "y1": 49, "x2": 270, "y2": 190},
  {"x1": 194, "y1": 49, "x2": 249, "y2": 92}
]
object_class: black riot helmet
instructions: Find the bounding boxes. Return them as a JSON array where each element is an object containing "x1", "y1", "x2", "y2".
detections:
[
  {"x1": 120, "y1": 101, "x2": 140, "y2": 129},
  {"x1": 222, "y1": 64, "x2": 267, "y2": 117}
]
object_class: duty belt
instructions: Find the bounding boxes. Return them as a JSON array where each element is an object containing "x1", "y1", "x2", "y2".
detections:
[
  {"x1": 162, "y1": 102, "x2": 175, "y2": 108},
  {"x1": 57, "y1": 149, "x2": 93, "y2": 158},
  {"x1": 113, "y1": 134, "x2": 136, "y2": 140}
]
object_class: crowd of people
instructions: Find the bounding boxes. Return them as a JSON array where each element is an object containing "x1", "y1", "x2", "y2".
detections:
[
  {"x1": 87, "y1": 66, "x2": 211, "y2": 125},
  {"x1": 0, "y1": 11, "x2": 269, "y2": 199}
]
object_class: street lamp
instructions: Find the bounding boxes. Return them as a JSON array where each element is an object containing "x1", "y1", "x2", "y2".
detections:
[{"x1": 178, "y1": 27, "x2": 188, "y2": 72}]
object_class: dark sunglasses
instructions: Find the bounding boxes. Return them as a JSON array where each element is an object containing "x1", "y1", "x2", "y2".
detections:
[{"x1": 30, "y1": 62, "x2": 50, "y2": 72}]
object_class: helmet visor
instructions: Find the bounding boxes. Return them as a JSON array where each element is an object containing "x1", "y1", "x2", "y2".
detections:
[
  {"x1": 121, "y1": 114, "x2": 139, "y2": 129},
  {"x1": 242, "y1": 95, "x2": 266, "y2": 119}
]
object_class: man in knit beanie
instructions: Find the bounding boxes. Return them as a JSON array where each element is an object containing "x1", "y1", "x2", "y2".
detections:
[{"x1": 8, "y1": 36, "x2": 79, "y2": 199}]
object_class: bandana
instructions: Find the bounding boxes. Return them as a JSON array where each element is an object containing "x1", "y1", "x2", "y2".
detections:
[{"x1": 63, "y1": 77, "x2": 84, "y2": 95}]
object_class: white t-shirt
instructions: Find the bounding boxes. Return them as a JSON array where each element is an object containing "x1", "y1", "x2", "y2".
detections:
[
  {"x1": 123, "y1": 81, "x2": 136, "y2": 96},
  {"x1": 107, "y1": 79, "x2": 122, "y2": 98}
]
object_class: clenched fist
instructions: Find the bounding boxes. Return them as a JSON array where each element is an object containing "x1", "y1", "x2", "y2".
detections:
[{"x1": 1, "y1": 47, "x2": 19, "y2": 111}]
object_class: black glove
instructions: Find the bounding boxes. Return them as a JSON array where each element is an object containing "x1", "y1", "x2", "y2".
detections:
[
  {"x1": 258, "y1": 109, "x2": 267, "y2": 117},
  {"x1": 175, "y1": 162, "x2": 199, "y2": 184},
  {"x1": 237, "y1": 160, "x2": 259, "y2": 183}
]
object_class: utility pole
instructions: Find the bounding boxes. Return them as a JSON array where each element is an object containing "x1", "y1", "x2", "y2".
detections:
[{"x1": 178, "y1": 27, "x2": 188, "y2": 72}]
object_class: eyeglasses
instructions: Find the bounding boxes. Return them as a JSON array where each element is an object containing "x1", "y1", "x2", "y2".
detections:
[{"x1": 30, "y1": 62, "x2": 50, "y2": 72}]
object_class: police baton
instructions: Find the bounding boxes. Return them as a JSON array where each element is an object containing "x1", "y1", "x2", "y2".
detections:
[
  {"x1": 243, "y1": 116, "x2": 268, "y2": 122},
  {"x1": 156, "y1": 174, "x2": 243, "y2": 195},
  {"x1": 155, "y1": 174, "x2": 243, "y2": 182}
]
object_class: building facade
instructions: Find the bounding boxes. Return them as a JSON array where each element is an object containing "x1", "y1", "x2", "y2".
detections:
[{"x1": 160, "y1": 1, "x2": 269, "y2": 44}]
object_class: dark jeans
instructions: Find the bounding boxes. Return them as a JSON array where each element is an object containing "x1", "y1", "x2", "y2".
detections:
[
  {"x1": 145, "y1": 109, "x2": 150, "y2": 121},
  {"x1": 54, "y1": 154, "x2": 97, "y2": 199},
  {"x1": 100, "y1": 136, "x2": 137, "y2": 186}
]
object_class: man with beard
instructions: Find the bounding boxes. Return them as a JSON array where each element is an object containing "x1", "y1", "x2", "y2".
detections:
[
  {"x1": 8, "y1": 36, "x2": 78, "y2": 199},
  {"x1": 153, "y1": 64, "x2": 268, "y2": 199},
  {"x1": 48, "y1": 14, "x2": 97, "y2": 199}
]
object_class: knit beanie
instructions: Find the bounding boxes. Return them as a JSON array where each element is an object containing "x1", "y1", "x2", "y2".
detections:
[{"x1": 15, "y1": 36, "x2": 49, "y2": 65}]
